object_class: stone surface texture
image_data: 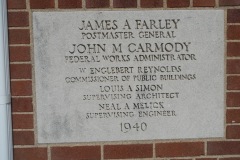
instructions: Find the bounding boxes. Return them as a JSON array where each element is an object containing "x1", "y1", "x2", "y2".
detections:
[{"x1": 33, "y1": 10, "x2": 224, "y2": 143}]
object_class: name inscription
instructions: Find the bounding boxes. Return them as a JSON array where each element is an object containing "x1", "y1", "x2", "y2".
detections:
[{"x1": 33, "y1": 10, "x2": 224, "y2": 143}]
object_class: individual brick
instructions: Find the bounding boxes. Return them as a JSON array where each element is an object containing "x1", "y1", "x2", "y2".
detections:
[
  {"x1": 141, "y1": 0, "x2": 163, "y2": 8},
  {"x1": 30, "y1": 0, "x2": 55, "y2": 9},
  {"x1": 104, "y1": 144, "x2": 153, "y2": 159},
  {"x1": 12, "y1": 114, "x2": 34, "y2": 129},
  {"x1": 220, "y1": 0, "x2": 240, "y2": 6},
  {"x1": 228, "y1": 26, "x2": 240, "y2": 40},
  {"x1": 171, "y1": 159, "x2": 193, "y2": 160},
  {"x1": 14, "y1": 148, "x2": 47, "y2": 160},
  {"x1": 58, "y1": 0, "x2": 82, "y2": 8},
  {"x1": 13, "y1": 131, "x2": 34, "y2": 145},
  {"x1": 227, "y1": 60, "x2": 240, "y2": 74},
  {"x1": 9, "y1": 46, "x2": 31, "y2": 62},
  {"x1": 227, "y1": 92, "x2": 240, "y2": 107},
  {"x1": 12, "y1": 98, "x2": 33, "y2": 112},
  {"x1": 86, "y1": 0, "x2": 110, "y2": 8},
  {"x1": 7, "y1": 0, "x2": 26, "y2": 9},
  {"x1": 10, "y1": 64, "x2": 32, "y2": 79},
  {"x1": 220, "y1": 158, "x2": 240, "y2": 160},
  {"x1": 227, "y1": 125, "x2": 240, "y2": 139},
  {"x1": 113, "y1": 0, "x2": 137, "y2": 8},
  {"x1": 156, "y1": 142, "x2": 204, "y2": 158},
  {"x1": 193, "y1": 0, "x2": 215, "y2": 7},
  {"x1": 8, "y1": 12, "x2": 29, "y2": 27},
  {"x1": 8, "y1": 29, "x2": 30, "y2": 44},
  {"x1": 11, "y1": 80, "x2": 32, "y2": 96},
  {"x1": 227, "y1": 109, "x2": 240, "y2": 123},
  {"x1": 196, "y1": 158, "x2": 218, "y2": 160},
  {"x1": 167, "y1": 0, "x2": 190, "y2": 8},
  {"x1": 51, "y1": 146, "x2": 101, "y2": 160},
  {"x1": 227, "y1": 76, "x2": 240, "y2": 90},
  {"x1": 208, "y1": 141, "x2": 240, "y2": 155},
  {"x1": 227, "y1": 42, "x2": 240, "y2": 57},
  {"x1": 228, "y1": 9, "x2": 240, "y2": 23}
]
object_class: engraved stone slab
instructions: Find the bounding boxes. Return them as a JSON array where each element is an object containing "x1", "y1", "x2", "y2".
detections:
[{"x1": 33, "y1": 10, "x2": 225, "y2": 143}]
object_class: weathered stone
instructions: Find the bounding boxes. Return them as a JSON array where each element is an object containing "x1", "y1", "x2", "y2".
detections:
[{"x1": 33, "y1": 10, "x2": 224, "y2": 143}]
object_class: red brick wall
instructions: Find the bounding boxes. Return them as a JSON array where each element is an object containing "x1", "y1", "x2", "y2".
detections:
[{"x1": 8, "y1": 0, "x2": 240, "y2": 159}]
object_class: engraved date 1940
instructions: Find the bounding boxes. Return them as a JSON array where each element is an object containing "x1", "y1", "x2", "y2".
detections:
[{"x1": 120, "y1": 122, "x2": 147, "y2": 133}]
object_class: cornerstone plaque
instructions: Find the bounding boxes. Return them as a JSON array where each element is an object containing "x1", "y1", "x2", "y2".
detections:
[{"x1": 33, "y1": 10, "x2": 224, "y2": 143}]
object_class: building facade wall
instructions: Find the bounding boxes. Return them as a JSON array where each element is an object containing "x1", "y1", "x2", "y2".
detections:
[{"x1": 8, "y1": 0, "x2": 240, "y2": 159}]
